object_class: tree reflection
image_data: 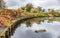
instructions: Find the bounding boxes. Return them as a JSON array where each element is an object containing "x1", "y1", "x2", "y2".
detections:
[
  {"x1": 24, "y1": 17, "x2": 60, "y2": 27},
  {"x1": 48, "y1": 17, "x2": 53, "y2": 23},
  {"x1": 48, "y1": 17, "x2": 60, "y2": 23},
  {"x1": 37, "y1": 20, "x2": 44, "y2": 24},
  {"x1": 25, "y1": 20, "x2": 31, "y2": 27}
]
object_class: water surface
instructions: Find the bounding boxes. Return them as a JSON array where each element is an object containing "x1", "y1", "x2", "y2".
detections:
[{"x1": 11, "y1": 17, "x2": 60, "y2": 38}]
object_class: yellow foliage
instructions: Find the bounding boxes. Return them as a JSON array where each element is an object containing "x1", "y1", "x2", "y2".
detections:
[
  {"x1": 0, "y1": 9, "x2": 22, "y2": 27},
  {"x1": 17, "y1": 8, "x2": 22, "y2": 13},
  {"x1": 4, "y1": 21, "x2": 11, "y2": 27},
  {"x1": 0, "y1": 16, "x2": 11, "y2": 27}
]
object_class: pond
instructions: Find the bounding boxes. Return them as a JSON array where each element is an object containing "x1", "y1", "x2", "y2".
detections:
[{"x1": 11, "y1": 17, "x2": 60, "y2": 38}]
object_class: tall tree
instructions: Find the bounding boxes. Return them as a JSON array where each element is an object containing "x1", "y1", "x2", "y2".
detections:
[
  {"x1": 0, "y1": 0, "x2": 6, "y2": 9},
  {"x1": 25, "y1": 3, "x2": 33, "y2": 12},
  {"x1": 37, "y1": 6, "x2": 42, "y2": 12},
  {"x1": 42, "y1": 9, "x2": 45, "y2": 12}
]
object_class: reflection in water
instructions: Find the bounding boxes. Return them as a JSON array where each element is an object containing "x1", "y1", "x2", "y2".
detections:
[
  {"x1": 11, "y1": 17, "x2": 60, "y2": 38},
  {"x1": 48, "y1": 17, "x2": 53, "y2": 23},
  {"x1": 25, "y1": 20, "x2": 31, "y2": 27}
]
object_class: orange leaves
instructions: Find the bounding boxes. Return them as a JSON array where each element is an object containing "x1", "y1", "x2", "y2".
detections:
[
  {"x1": 17, "y1": 8, "x2": 22, "y2": 13},
  {"x1": 0, "y1": 9, "x2": 15, "y2": 27},
  {"x1": 0, "y1": 16, "x2": 8, "y2": 26},
  {"x1": 0, "y1": 9, "x2": 22, "y2": 27},
  {"x1": 0, "y1": 8, "x2": 25, "y2": 27},
  {"x1": 0, "y1": 9, "x2": 16, "y2": 20}
]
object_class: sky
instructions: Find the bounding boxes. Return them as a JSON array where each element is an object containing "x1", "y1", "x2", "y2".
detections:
[{"x1": 4, "y1": 0, "x2": 60, "y2": 10}]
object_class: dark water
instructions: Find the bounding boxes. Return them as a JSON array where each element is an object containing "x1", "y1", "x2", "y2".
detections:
[{"x1": 11, "y1": 17, "x2": 60, "y2": 38}]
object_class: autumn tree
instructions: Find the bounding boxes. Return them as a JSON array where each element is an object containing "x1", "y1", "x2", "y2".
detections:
[
  {"x1": 36, "y1": 6, "x2": 42, "y2": 13},
  {"x1": 30, "y1": 8, "x2": 38, "y2": 13},
  {"x1": 25, "y1": 3, "x2": 33, "y2": 12}
]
